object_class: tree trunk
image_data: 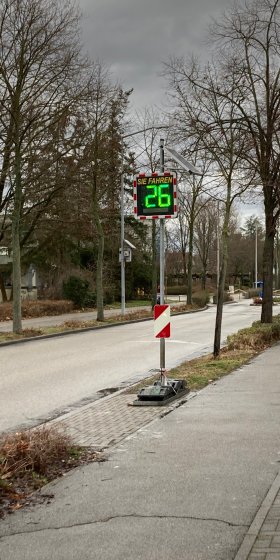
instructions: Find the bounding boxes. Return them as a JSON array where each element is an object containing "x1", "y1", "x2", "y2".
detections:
[
  {"x1": 187, "y1": 217, "x2": 194, "y2": 305},
  {"x1": 182, "y1": 248, "x2": 187, "y2": 286},
  {"x1": 261, "y1": 222, "x2": 274, "y2": 323},
  {"x1": 0, "y1": 273, "x2": 7, "y2": 302},
  {"x1": 0, "y1": 118, "x2": 13, "y2": 204},
  {"x1": 12, "y1": 139, "x2": 22, "y2": 333},
  {"x1": 92, "y1": 192, "x2": 104, "y2": 321},
  {"x1": 199, "y1": 229, "x2": 207, "y2": 291},
  {"x1": 213, "y1": 204, "x2": 230, "y2": 358},
  {"x1": 276, "y1": 226, "x2": 280, "y2": 290},
  {"x1": 261, "y1": 190, "x2": 277, "y2": 322},
  {"x1": 201, "y1": 268, "x2": 206, "y2": 291}
]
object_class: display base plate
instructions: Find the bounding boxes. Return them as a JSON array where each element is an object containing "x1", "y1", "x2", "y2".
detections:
[{"x1": 132, "y1": 388, "x2": 190, "y2": 407}]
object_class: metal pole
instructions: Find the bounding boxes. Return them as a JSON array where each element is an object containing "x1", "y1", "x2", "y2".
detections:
[
  {"x1": 159, "y1": 139, "x2": 165, "y2": 379},
  {"x1": 120, "y1": 152, "x2": 125, "y2": 315},
  {"x1": 120, "y1": 127, "x2": 170, "y2": 316},
  {"x1": 255, "y1": 222, "x2": 258, "y2": 288}
]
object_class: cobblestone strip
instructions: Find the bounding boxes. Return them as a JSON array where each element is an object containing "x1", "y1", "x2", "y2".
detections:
[
  {"x1": 235, "y1": 473, "x2": 280, "y2": 560},
  {"x1": 50, "y1": 394, "x2": 166, "y2": 449}
]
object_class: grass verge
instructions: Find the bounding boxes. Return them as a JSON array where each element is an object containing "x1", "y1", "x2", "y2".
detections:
[
  {"x1": 0, "y1": 425, "x2": 104, "y2": 519},
  {"x1": 127, "y1": 314, "x2": 280, "y2": 394},
  {"x1": 126, "y1": 348, "x2": 256, "y2": 394}
]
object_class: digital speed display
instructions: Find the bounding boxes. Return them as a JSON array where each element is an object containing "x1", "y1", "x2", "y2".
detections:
[{"x1": 134, "y1": 173, "x2": 177, "y2": 219}]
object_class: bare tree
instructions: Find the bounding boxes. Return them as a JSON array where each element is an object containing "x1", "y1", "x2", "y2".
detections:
[
  {"x1": 0, "y1": 0, "x2": 88, "y2": 331},
  {"x1": 210, "y1": 0, "x2": 280, "y2": 323},
  {"x1": 177, "y1": 163, "x2": 212, "y2": 304},
  {"x1": 81, "y1": 67, "x2": 130, "y2": 320},
  {"x1": 194, "y1": 199, "x2": 217, "y2": 290},
  {"x1": 226, "y1": 216, "x2": 264, "y2": 287},
  {"x1": 174, "y1": 203, "x2": 189, "y2": 286},
  {"x1": 165, "y1": 58, "x2": 253, "y2": 356},
  {"x1": 166, "y1": 0, "x2": 280, "y2": 323}
]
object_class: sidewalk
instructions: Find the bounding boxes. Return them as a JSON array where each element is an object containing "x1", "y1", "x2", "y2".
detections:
[{"x1": 0, "y1": 344, "x2": 280, "y2": 559}]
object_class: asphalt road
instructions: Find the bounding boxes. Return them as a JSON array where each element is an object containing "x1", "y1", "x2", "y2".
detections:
[{"x1": 0, "y1": 301, "x2": 264, "y2": 433}]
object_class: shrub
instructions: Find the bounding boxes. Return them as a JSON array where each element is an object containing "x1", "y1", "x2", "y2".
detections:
[
  {"x1": 192, "y1": 291, "x2": 209, "y2": 307},
  {"x1": 22, "y1": 300, "x2": 74, "y2": 316},
  {"x1": 213, "y1": 292, "x2": 233, "y2": 304},
  {"x1": 0, "y1": 300, "x2": 74, "y2": 321},
  {"x1": 166, "y1": 286, "x2": 187, "y2": 295},
  {"x1": 271, "y1": 321, "x2": 280, "y2": 338},
  {"x1": 103, "y1": 286, "x2": 116, "y2": 305},
  {"x1": 248, "y1": 288, "x2": 262, "y2": 298},
  {"x1": 84, "y1": 292, "x2": 96, "y2": 308},
  {"x1": 227, "y1": 316, "x2": 280, "y2": 351},
  {"x1": 62, "y1": 276, "x2": 90, "y2": 307},
  {"x1": 0, "y1": 426, "x2": 73, "y2": 480}
]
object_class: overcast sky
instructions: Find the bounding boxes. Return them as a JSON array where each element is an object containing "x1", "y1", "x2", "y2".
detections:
[
  {"x1": 79, "y1": 0, "x2": 238, "y2": 112},
  {"x1": 78, "y1": 0, "x2": 262, "y2": 222}
]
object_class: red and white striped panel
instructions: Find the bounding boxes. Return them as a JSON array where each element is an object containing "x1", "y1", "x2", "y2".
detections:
[{"x1": 154, "y1": 304, "x2": 171, "y2": 338}]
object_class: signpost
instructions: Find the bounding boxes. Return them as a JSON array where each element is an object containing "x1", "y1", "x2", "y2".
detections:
[
  {"x1": 134, "y1": 140, "x2": 173, "y2": 378},
  {"x1": 133, "y1": 139, "x2": 202, "y2": 405}
]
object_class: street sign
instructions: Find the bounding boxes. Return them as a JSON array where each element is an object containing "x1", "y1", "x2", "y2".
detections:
[
  {"x1": 134, "y1": 172, "x2": 177, "y2": 219},
  {"x1": 154, "y1": 304, "x2": 170, "y2": 338},
  {"x1": 119, "y1": 248, "x2": 132, "y2": 262}
]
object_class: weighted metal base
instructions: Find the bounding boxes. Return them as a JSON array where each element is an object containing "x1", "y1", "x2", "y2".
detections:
[
  {"x1": 132, "y1": 378, "x2": 189, "y2": 407},
  {"x1": 132, "y1": 388, "x2": 189, "y2": 406}
]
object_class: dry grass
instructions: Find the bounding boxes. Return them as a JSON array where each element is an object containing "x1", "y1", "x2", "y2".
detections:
[
  {"x1": 227, "y1": 315, "x2": 280, "y2": 351},
  {"x1": 0, "y1": 426, "x2": 73, "y2": 481},
  {"x1": 0, "y1": 425, "x2": 104, "y2": 518},
  {"x1": 0, "y1": 328, "x2": 44, "y2": 342},
  {"x1": 0, "y1": 300, "x2": 196, "y2": 324},
  {"x1": 0, "y1": 300, "x2": 74, "y2": 321}
]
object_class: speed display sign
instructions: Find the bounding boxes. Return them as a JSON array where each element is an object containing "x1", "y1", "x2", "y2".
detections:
[{"x1": 133, "y1": 172, "x2": 177, "y2": 219}]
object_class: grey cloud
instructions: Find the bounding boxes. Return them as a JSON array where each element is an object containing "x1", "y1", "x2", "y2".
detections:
[{"x1": 79, "y1": 0, "x2": 240, "y2": 109}]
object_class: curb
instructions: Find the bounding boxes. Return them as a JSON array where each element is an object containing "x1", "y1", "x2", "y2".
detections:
[
  {"x1": 0, "y1": 306, "x2": 207, "y2": 348},
  {"x1": 234, "y1": 471, "x2": 280, "y2": 560}
]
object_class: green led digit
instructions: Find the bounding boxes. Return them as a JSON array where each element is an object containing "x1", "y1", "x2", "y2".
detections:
[
  {"x1": 158, "y1": 184, "x2": 171, "y2": 207},
  {"x1": 145, "y1": 184, "x2": 157, "y2": 208}
]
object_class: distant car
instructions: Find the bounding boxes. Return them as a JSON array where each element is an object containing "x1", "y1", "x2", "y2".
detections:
[{"x1": 156, "y1": 294, "x2": 160, "y2": 304}]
